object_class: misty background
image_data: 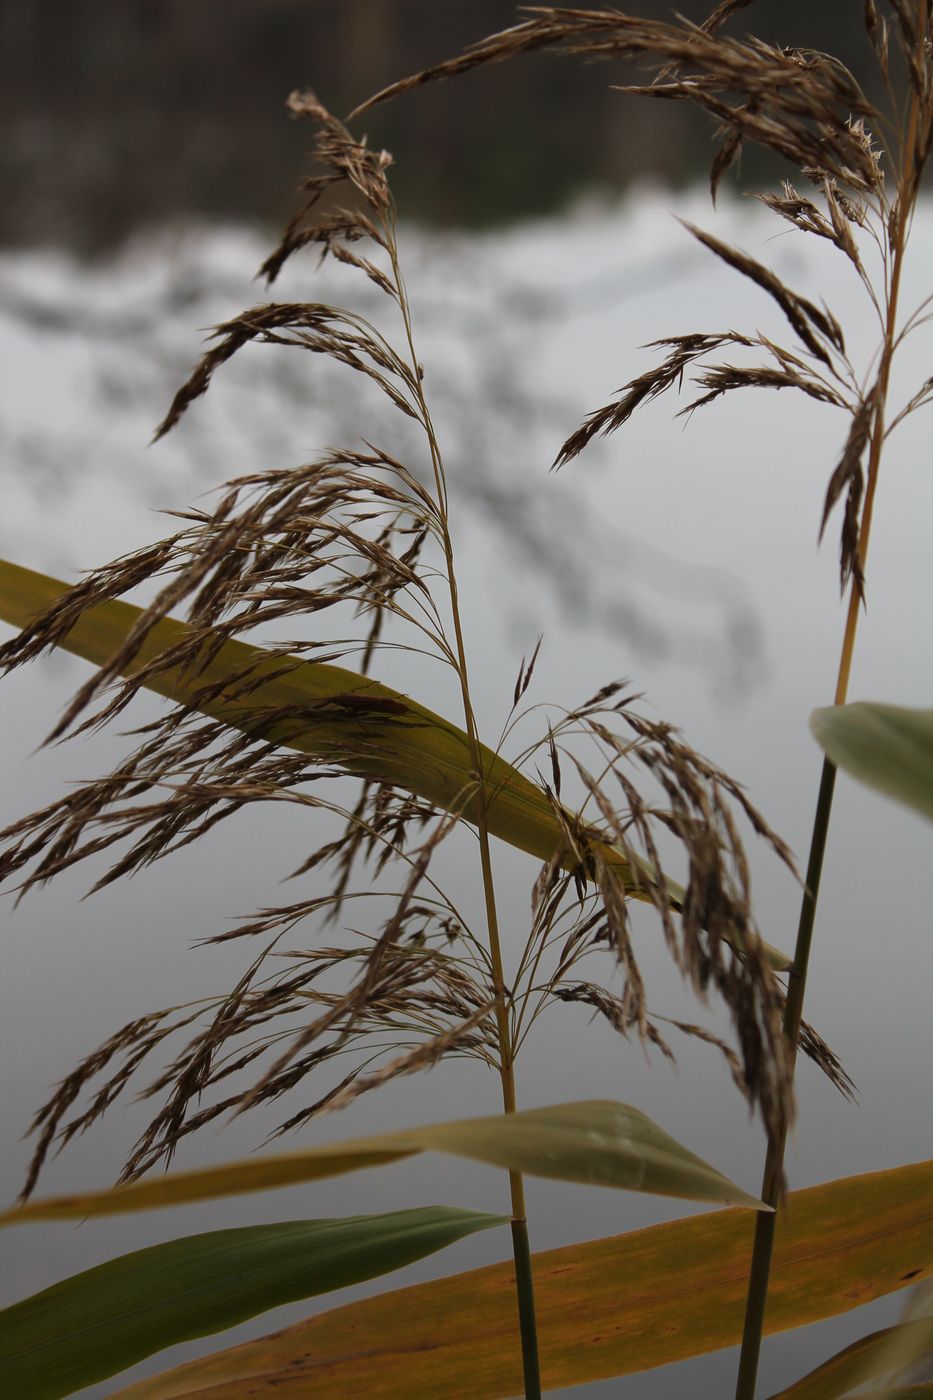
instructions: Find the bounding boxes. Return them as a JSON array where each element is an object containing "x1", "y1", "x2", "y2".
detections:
[
  {"x1": 0, "y1": 0, "x2": 896, "y2": 249},
  {"x1": 1, "y1": 4, "x2": 932, "y2": 1398}
]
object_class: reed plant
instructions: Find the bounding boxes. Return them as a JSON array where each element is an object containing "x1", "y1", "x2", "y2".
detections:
[{"x1": 0, "y1": 3, "x2": 931, "y2": 1398}]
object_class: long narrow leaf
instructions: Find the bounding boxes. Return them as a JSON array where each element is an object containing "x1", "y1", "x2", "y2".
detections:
[
  {"x1": 767, "y1": 1323, "x2": 933, "y2": 1399},
  {"x1": 113, "y1": 1159, "x2": 933, "y2": 1398},
  {"x1": 842, "y1": 1390, "x2": 933, "y2": 1398},
  {"x1": 0, "y1": 1206, "x2": 505, "y2": 1400},
  {"x1": 0, "y1": 1100, "x2": 769, "y2": 1224},
  {"x1": 0, "y1": 559, "x2": 791, "y2": 968},
  {"x1": 811, "y1": 702, "x2": 933, "y2": 823},
  {"x1": 0, "y1": 559, "x2": 639, "y2": 870},
  {"x1": 769, "y1": 1281, "x2": 933, "y2": 1400}
]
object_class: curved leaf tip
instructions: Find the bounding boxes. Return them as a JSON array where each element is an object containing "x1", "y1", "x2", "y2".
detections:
[{"x1": 811, "y1": 702, "x2": 933, "y2": 823}]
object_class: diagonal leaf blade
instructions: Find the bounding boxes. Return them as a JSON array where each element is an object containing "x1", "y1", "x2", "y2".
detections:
[
  {"x1": 811, "y1": 702, "x2": 933, "y2": 823},
  {"x1": 408, "y1": 1100, "x2": 768, "y2": 1206},
  {"x1": 0, "y1": 1206, "x2": 506, "y2": 1400},
  {"x1": 0, "y1": 559, "x2": 791, "y2": 969},
  {"x1": 768, "y1": 1280, "x2": 933, "y2": 1400},
  {"x1": 766, "y1": 1322, "x2": 933, "y2": 1399},
  {"x1": 844, "y1": 1390, "x2": 933, "y2": 1398},
  {"x1": 0, "y1": 1100, "x2": 769, "y2": 1224},
  {"x1": 112, "y1": 1159, "x2": 933, "y2": 1399},
  {"x1": 0, "y1": 559, "x2": 563, "y2": 863}
]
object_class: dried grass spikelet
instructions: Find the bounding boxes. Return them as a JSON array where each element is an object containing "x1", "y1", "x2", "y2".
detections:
[
  {"x1": 0, "y1": 76, "x2": 856, "y2": 1198},
  {"x1": 0, "y1": 89, "x2": 502, "y2": 1190},
  {"x1": 354, "y1": 7, "x2": 883, "y2": 198},
  {"x1": 507, "y1": 682, "x2": 811, "y2": 1155},
  {"x1": 517, "y1": 682, "x2": 856, "y2": 1159},
  {"x1": 354, "y1": 3, "x2": 933, "y2": 600},
  {"x1": 0, "y1": 443, "x2": 440, "y2": 755},
  {"x1": 8, "y1": 674, "x2": 829, "y2": 1193},
  {"x1": 260, "y1": 87, "x2": 395, "y2": 287},
  {"x1": 18, "y1": 803, "x2": 499, "y2": 1192},
  {"x1": 154, "y1": 305, "x2": 422, "y2": 442}
]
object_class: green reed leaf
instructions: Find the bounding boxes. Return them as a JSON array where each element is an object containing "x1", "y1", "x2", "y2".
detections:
[
  {"x1": 111, "y1": 1159, "x2": 933, "y2": 1398},
  {"x1": 811, "y1": 702, "x2": 933, "y2": 823},
  {"x1": 0, "y1": 1206, "x2": 504, "y2": 1400},
  {"x1": 0, "y1": 1100, "x2": 768, "y2": 1225}
]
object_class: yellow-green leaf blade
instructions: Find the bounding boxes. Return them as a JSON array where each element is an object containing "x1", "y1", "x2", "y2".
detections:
[
  {"x1": 849, "y1": 1391, "x2": 933, "y2": 1398},
  {"x1": 811, "y1": 702, "x2": 933, "y2": 823},
  {"x1": 0, "y1": 560, "x2": 555, "y2": 860},
  {"x1": 768, "y1": 1282, "x2": 933, "y2": 1400},
  {"x1": 0, "y1": 1144, "x2": 417, "y2": 1223},
  {"x1": 766, "y1": 1322, "x2": 933, "y2": 1399},
  {"x1": 0, "y1": 559, "x2": 792, "y2": 969},
  {"x1": 111, "y1": 1159, "x2": 933, "y2": 1399},
  {"x1": 0, "y1": 1207, "x2": 505, "y2": 1400},
  {"x1": 849, "y1": 1389, "x2": 933, "y2": 1398},
  {"x1": 410, "y1": 1099, "x2": 769, "y2": 1209},
  {"x1": 0, "y1": 1100, "x2": 767, "y2": 1224}
]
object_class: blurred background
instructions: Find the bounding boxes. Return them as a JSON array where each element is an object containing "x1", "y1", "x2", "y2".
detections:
[
  {"x1": 0, "y1": 0, "x2": 887, "y2": 249},
  {"x1": 1, "y1": 4, "x2": 931, "y2": 1399}
]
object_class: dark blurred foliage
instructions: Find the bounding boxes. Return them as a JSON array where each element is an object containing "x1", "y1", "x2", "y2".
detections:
[{"x1": 2, "y1": 0, "x2": 876, "y2": 250}]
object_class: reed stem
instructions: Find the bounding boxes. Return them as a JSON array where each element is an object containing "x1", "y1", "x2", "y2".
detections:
[
  {"x1": 511, "y1": 1215, "x2": 543, "y2": 1396},
  {"x1": 733, "y1": 51, "x2": 922, "y2": 1395},
  {"x1": 390, "y1": 235, "x2": 542, "y2": 1398},
  {"x1": 733, "y1": 756, "x2": 836, "y2": 1397}
]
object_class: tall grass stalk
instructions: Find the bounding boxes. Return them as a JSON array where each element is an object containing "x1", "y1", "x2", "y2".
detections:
[
  {"x1": 389, "y1": 224, "x2": 542, "y2": 1394},
  {"x1": 736, "y1": 19, "x2": 930, "y2": 1388},
  {"x1": 354, "y1": 3, "x2": 933, "y2": 1393}
]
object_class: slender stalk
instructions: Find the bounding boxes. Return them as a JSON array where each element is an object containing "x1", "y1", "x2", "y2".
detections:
[
  {"x1": 732, "y1": 759, "x2": 836, "y2": 1397},
  {"x1": 511, "y1": 1216, "x2": 543, "y2": 1395},
  {"x1": 734, "y1": 53, "x2": 924, "y2": 1398},
  {"x1": 389, "y1": 233, "x2": 542, "y2": 1398}
]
